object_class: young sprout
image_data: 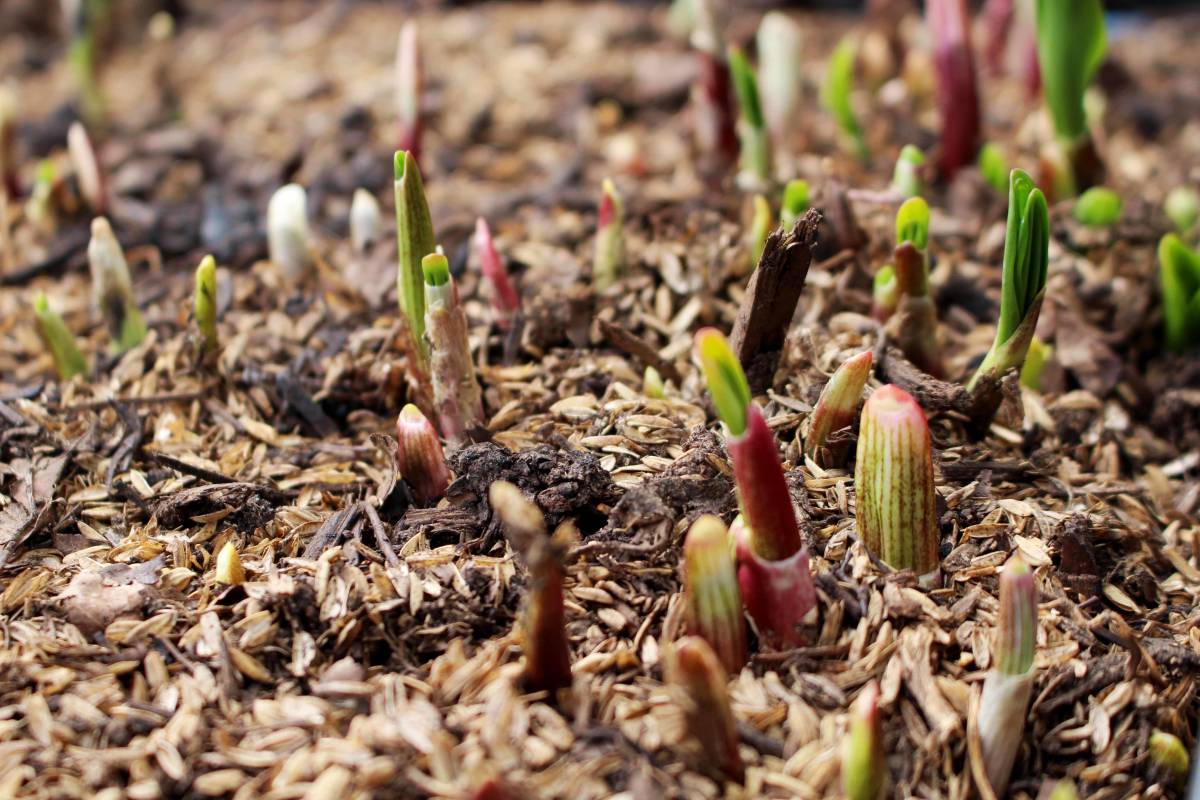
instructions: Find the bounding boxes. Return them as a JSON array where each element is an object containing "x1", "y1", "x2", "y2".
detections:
[
  {"x1": 26, "y1": 160, "x2": 58, "y2": 227},
  {"x1": 593, "y1": 178, "x2": 625, "y2": 291},
  {"x1": 871, "y1": 265, "x2": 898, "y2": 322},
  {"x1": 88, "y1": 217, "x2": 146, "y2": 355},
  {"x1": 822, "y1": 35, "x2": 866, "y2": 159},
  {"x1": 888, "y1": 198, "x2": 942, "y2": 377},
  {"x1": 68, "y1": 121, "x2": 105, "y2": 213},
  {"x1": 423, "y1": 252, "x2": 484, "y2": 445},
  {"x1": 643, "y1": 365, "x2": 665, "y2": 399},
  {"x1": 1073, "y1": 186, "x2": 1121, "y2": 227},
  {"x1": 805, "y1": 350, "x2": 873, "y2": 467},
  {"x1": 780, "y1": 179, "x2": 809, "y2": 230},
  {"x1": 1158, "y1": 233, "x2": 1200, "y2": 353},
  {"x1": 895, "y1": 196, "x2": 930, "y2": 250},
  {"x1": 63, "y1": 0, "x2": 105, "y2": 126},
  {"x1": 728, "y1": 46, "x2": 771, "y2": 187},
  {"x1": 891, "y1": 145, "x2": 926, "y2": 199},
  {"x1": 1034, "y1": 0, "x2": 1106, "y2": 195},
  {"x1": 756, "y1": 12, "x2": 802, "y2": 152},
  {"x1": 215, "y1": 541, "x2": 245, "y2": 586},
  {"x1": 267, "y1": 183, "x2": 312, "y2": 282},
  {"x1": 34, "y1": 292, "x2": 87, "y2": 381},
  {"x1": 395, "y1": 150, "x2": 436, "y2": 353},
  {"x1": 854, "y1": 385, "x2": 939, "y2": 583},
  {"x1": 977, "y1": 142, "x2": 1009, "y2": 193},
  {"x1": 683, "y1": 515, "x2": 747, "y2": 674},
  {"x1": 1165, "y1": 186, "x2": 1199, "y2": 236},
  {"x1": 193, "y1": 254, "x2": 218, "y2": 361},
  {"x1": 1019, "y1": 336, "x2": 1051, "y2": 392},
  {"x1": 395, "y1": 403, "x2": 450, "y2": 505},
  {"x1": 1148, "y1": 730, "x2": 1189, "y2": 792},
  {"x1": 395, "y1": 20, "x2": 422, "y2": 162},
  {"x1": 968, "y1": 170, "x2": 1049, "y2": 408},
  {"x1": 842, "y1": 681, "x2": 885, "y2": 800},
  {"x1": 748, "y1": 194, "x2": 771, "y2": 268},
  {"x1": 665, "y1": 637, "x2": 744, "y2": 782},
  {"x1": 695, "y1": 328, "x2": 816, "y2": 645},
  {"x1": 926, "y1": 0, "x2": 981, "y2": 179},
  {"x1": 689, "y1": 0, "x2": 737, "y2": 163},
  {"x1": 349, "y1": 188, "x2": 382, "y2": 253},
  {"x1": 475, "y1": 217, "x2": 521, "y2": 330},
  {"x1": 979, "y1": 554, "x2": 1037, "y2": 797},
  {"x1": 518, "y1": 534, "x2": 571, "y2": 694}
]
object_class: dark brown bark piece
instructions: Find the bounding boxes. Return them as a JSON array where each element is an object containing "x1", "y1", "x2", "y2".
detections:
[{"x1": 729, "y1": 209, "x2": 822, "y2": 394}]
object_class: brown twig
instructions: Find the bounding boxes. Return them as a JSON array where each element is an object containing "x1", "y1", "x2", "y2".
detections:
[
  {"x1": 729, "y1": 209, "x2": 822, "y2": 394},
  {"x1": 598, "y1": 318, "x2": 683, "y2": 384}
]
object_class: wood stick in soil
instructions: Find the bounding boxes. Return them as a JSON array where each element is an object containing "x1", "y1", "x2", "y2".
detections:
[{"x1": 729, "y1": 208, "x2": 821, "y2": 394}]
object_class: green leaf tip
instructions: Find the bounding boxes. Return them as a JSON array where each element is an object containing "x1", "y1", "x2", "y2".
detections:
[
  {"x1": 977, "y1": 143, "x2": 1009, "y2": 193},
  {"x1": 194, "y1": 254, "x2": 218, "y2": 357},
  {"x1": 694, "y1": 328, "x2": 751, "y2": 436},
  {"x1": 728, "y1": 46, "x2": 764, "y2": 130},
  {"x1": 1165, "y1": 186, "x2": 1199, "y2": 234},
  {"x1": 1034, "y1": 0, "x2": 1105, "y2": 146},
  {"x1": 394, "y1": 150, "x2": 408, "y2": 180},
  {"x1": 1074, "y1": 187, "x2": 1121, "y2": 227},
  {"x1": 895, "y1": 197, "x2": 930, "y2": 250},
  {"x1": 822, "y1": 35, "x2": 865, "y2": 158},
  {"x1": 781, "y1": 179, "x2": 809, "y2": 228},
  {"x1": 34, "y1": 291, "x2": 88, "y2": 381},
  {"x1": 422, "y1": 252, "x2": 450, "y2": 286},
  {"x1": 1158, "y1": 233, "x2": 1200, "y2": 353}
]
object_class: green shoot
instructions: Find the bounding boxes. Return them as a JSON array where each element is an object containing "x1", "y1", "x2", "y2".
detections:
[
  {"x1": 969, "y1": 169, "x2": 1049, "y2": 390},
  {"x1": 891, "y1": 145, "x2": 925, "y2": 199},
  {"x1": 895, "y1": 197, "x2": 930, "y2": 251},
  {"x1": 1159, "y1": 234, "x2": 1200, "y2": 353},
  {"x1": 822, "y1": 35, "x2": 866, "y2": 159},
  {"x1": 978, "y1": 143, "x2": 1009, "y2": 193},
  {"x1": 34, "y1": 292, "x2": 88, "y2": 380},
  {"x1": 780, "y1": 179, "x2": 809, "y2": 229},
  {"x1": 1074, "y1": 187, "x2": 1121, "y2": 227},
  {"x1": 1165, "y1": 187, "x2": 1198, "y2": 236},
  {"x1": 194, "y1": 254, "x2": 218, "y2": 359},
  {"x1": 728, "y1": 46, "x2": 770, "y2": 185},
  {"x1": 395, "y1": 150, "x2": 436, "y2": 354}
]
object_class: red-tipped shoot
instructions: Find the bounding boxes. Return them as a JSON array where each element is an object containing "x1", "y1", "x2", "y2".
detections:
[
  {"x1": 475, "y1": 217, "x2": 520, "y2": 329},
  {"x1": 395, "y1": 20, "x2": 422, "y2": 163}
]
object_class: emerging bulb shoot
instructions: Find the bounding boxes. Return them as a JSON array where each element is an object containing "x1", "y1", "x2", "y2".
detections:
[
  {"x1": 350, "y1": 188, "x2": 383, "y2": 253},
  {"x1": 193, "y1": 254, "x2": 218, "y2": 361},
  {"x1": 88, "y1": 217, "x2": 146, "y2": 355},
  {"x1": 805, "y1": 350, "x2": 873, "y2": 467},
  {"x1": 34, "y1": 292, "x2": 88, "y2": 381},
  {"x1": 593, "y1": 178, "x2": 626, "y2": 291},
  {"x1": 854, "y1": 385, "x2": 939, "y2": 581},
  {"x1": 395, "y1": 403, "x2": 450, "y2": 505},
  {"x1": 475, "y1": 217, "x2": 520, "y2": 329},
  {"x1": 683, "y1": 515, "x2": 747, "y2": 674},
  {"x1": 423, "y1": 252, "x2": 484, "y2": 446},
  {"x1": 842, "y1": 681, "x2": 885, "y2": 800},
  {"x1": 267, "y1": 183, "x2": 312, "y2": 281},
  {"x1": 665, "y1": 636, "x2": 744, "y2": 782}
]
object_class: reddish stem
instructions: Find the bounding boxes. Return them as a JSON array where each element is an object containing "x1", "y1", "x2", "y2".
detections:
[
  {"x1": 475, "y1": 218, "x2": 521, "y2": 326},
  {"x1": 927, "y1": 0, "x2": 981, "y2": 180},
  {"x1": 696, "y1": 51, "x2": 738, "y2": 165},
  {"x1": 727, "y1": 405, "x2": 801, "y2": 562},
  {"x1": 734, "y1": 520, "x2": 816, "y2": 647}
]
